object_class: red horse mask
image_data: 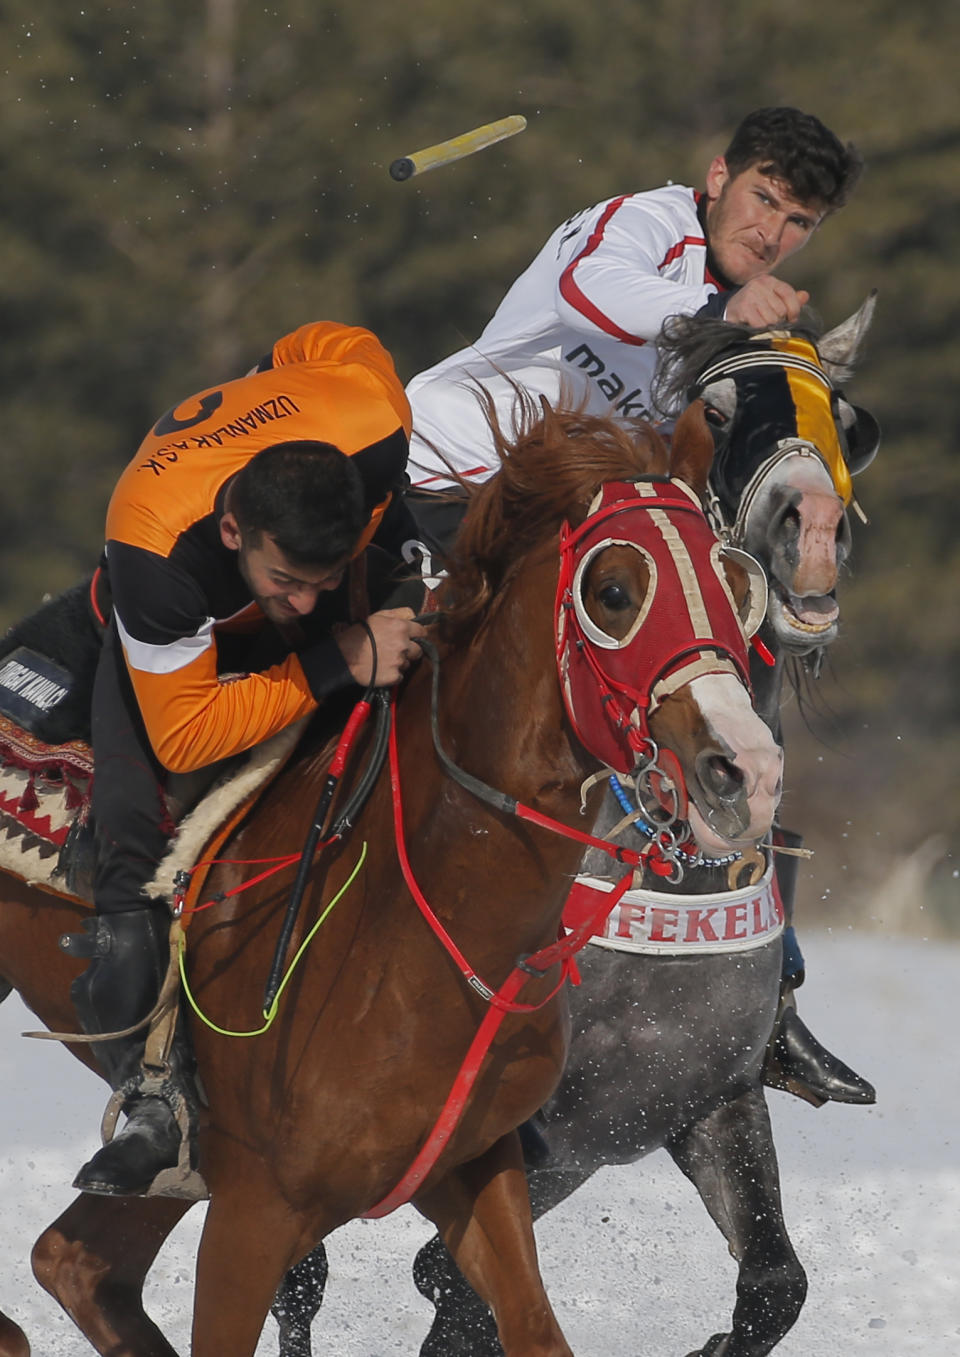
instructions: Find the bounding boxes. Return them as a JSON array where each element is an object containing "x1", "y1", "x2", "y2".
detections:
[{"x1": 555, "y1": 477, "x2": 759, "y2": 776}]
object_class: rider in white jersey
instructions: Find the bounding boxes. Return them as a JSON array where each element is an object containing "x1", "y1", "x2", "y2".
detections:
[
  {"x1": 407, "y1": 184, "x2": 720, "y2": 487},
  {"x1": 407, "y1": 106, "x2": 859, "y2": 490},
  {"x1": 403, "y1": 108, "x2": 877, "y2": 1113}
]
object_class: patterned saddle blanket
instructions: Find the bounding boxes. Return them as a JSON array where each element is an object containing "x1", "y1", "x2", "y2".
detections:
[
  {"x1": 0, "y1": 712, "x2": 304, "y2": 907},
  {"x1": 0, "y1": 714, "x2": 94, "y2": 894}
]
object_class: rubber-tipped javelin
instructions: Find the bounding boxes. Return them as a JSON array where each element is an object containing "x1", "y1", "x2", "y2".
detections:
[{"x1": 389, "y1": 115, "x2": 527, "y2": 181}]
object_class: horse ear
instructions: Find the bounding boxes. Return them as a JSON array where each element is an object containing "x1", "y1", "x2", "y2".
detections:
[
  {"x1": 818, "y1": 290, "x2": 877, "y2": 384},
  {"x1": 668, "y1": 399, "x2": 714, "y2": 501},
  {"x1": 637, "y1": 422, "x2": 670, "y2": 476}
]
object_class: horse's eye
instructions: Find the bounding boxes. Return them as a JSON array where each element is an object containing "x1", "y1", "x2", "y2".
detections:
[
  {"x1": 597, "y1": 583, "x2": 632, "y2": 611},
  {"x1": 705, "y1": 405, "x2": 728, "y2": 427}
]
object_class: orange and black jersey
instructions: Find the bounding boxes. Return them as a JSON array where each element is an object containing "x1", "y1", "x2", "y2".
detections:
[{"x1": 104, "y1": 321, "x2": 411, "y2": 775}]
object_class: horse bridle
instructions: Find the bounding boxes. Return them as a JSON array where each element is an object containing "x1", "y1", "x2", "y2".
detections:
[
  {"x1": 555, "y1": 476, "x2": 753, "y2": 782},
  {"x1": 694, "y1": 336, "x2": 855, "y2": 545},
  {"x1": 726, "y1": 441, "x2": 844, "y2": 547}
]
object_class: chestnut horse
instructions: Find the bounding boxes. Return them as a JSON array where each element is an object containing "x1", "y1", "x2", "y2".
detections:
[
  {"x1": 262, "y1": 303, "x2": 882, "y2": 1357},
  {"x1": 0, "y1": 404, "x2": 780, "y2": 1355}
]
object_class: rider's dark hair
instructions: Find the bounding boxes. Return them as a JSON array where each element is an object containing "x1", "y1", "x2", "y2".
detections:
[
  {"x1": 228, "y1": 440, "x2": 366, "y2": 565},
  {"x1": 723, "y1": 107, "x2": 863, "y2": 212}
]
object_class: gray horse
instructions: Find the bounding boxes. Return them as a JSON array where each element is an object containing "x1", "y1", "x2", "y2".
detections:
[
  {"x1": 274, "y1": 303, "x2": 880, "y2": 1357},
  {"x1": 268, "y1": 299, "x2": 879, "y2": 1357}
]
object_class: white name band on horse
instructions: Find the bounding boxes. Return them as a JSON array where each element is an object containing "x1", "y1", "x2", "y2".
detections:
[{"x1": 565, "y1": 858, "x2": 783, "y2": 955}]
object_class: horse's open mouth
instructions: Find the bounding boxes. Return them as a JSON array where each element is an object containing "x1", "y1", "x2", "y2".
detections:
[{"x1": 771, "y1": 589, "x2": 839, "y2": 637}]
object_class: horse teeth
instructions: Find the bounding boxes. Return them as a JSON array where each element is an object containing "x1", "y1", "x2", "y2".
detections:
[
  {"x1": 777, "y1": 596, "x2": 838, "y2": 633},
  {"x1": 786, "y1": 615, "x2": 834, "y2": 633}
]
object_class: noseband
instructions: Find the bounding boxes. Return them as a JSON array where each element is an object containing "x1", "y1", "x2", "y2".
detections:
[{"x1": 555, "y1": 477, "x2": 752, "y2": 780}]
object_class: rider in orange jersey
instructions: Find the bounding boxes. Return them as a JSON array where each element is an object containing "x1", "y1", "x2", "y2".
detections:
[{"x1": 68, "y1": 320, "x2": 426, "y2": 1197}]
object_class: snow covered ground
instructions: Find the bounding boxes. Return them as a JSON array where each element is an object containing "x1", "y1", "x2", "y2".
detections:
[{"x1": 1, "y1": 928, "x2": 956, "y2": 1355}]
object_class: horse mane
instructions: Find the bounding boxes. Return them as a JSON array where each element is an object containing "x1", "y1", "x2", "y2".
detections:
[
  {"x1": 437, "y1": 389, "x2": 667, "y2": 642},
  {"x1": 651, "y1": 310, "x2": 827, "y2": 417}
]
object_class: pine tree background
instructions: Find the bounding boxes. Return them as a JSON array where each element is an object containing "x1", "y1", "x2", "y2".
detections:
[{"x1": 2, "y1": 1, "x2": 957, "y2": 930}]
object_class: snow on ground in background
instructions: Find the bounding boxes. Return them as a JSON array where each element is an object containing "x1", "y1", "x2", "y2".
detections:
[{"x1": 1, "y1": 929, "x2": 956, "y2": 1355}]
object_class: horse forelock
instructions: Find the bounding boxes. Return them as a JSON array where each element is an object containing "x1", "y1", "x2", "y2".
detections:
[{"x1": 438, "y1": 401, "x2": 666, "y2": 643}]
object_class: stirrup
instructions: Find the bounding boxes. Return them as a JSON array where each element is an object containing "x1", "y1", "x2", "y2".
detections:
[{"x1": 96, "y1": 1070, "x2": 209, "y2": 1200}]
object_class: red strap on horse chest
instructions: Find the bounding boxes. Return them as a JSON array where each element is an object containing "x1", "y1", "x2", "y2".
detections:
[{"x1": 363, "y1": 697, "x2": 634, "y2": 1218}]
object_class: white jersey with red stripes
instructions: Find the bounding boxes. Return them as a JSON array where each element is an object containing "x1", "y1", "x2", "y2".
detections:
[{"x1": 407, "y1": 184, "x2": 722, "y2": 489}]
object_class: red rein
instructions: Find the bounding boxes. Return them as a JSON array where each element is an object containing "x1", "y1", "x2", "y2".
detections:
[
  {"x1": 363, "y1": 692, "x2": 640, "y2": 1218},
  {"x1": 174, "y1": 686, "x2": 636, "y2": 1219}
]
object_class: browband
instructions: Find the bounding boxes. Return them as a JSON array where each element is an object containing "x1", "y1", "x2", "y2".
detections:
[{"x1": 694, "y1": 349, "x2": 832, "y2": 393}]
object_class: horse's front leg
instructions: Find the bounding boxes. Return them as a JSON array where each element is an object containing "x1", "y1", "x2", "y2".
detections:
[
  {"x1": 667, "y1": 1088, "x2": 807, "y2": 1357},
  {"x1": 267, "y1": 1150, "x2": 583, "y2": 1357},
  {"x1": 192, "y1": 1167, "x2": 320, "y2": 1357},
  {"x1": 412, "y1": 1153, "x2": 594, "y2": 1357},
  {"x1": 412, "y1": 1231, "x2": 503, "y2": 1357},
  {"x1": 415, "y1": 1131, "x2": 574, "y2": 1357},
  {"x1": 30, "y1": 1193, "x2": 190, "y2": 1357}
]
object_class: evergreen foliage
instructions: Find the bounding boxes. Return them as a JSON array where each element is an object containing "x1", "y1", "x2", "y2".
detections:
[{"x1": 1, "y1": 1, "x2": 957, "y2": 913}]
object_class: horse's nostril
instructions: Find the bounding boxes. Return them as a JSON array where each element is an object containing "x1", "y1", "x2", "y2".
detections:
[{"x1": 697, "y1": 751, "x2": 744, "y2": 800}]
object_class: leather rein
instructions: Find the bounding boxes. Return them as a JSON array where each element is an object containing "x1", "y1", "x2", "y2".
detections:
[{"x1": 363, "y1": 636, "x2": 646, "y2": 1217}]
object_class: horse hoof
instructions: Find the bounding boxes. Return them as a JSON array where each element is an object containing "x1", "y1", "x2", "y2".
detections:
[
  {"x1": 420, "y1": 1318, "x2": 503, "y2": 1357},
  {"x1": 0, "y1": 1312, "x2": 30, "y2": 1357}
]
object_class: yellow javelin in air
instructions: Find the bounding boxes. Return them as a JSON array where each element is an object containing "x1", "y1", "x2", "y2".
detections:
[{"x1": 389, "y1": 115, "x2": 527, "y2": 181}]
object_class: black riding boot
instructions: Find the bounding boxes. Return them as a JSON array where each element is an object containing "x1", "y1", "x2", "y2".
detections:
[
  {"x1": 762, "y1": 830, "x2": 876, "y2": 1107},
  {"x1": 64, "y1": 907, "x2": 201, "y2": 1196},
  {"x1": 763, "y1": 982, "x2": 876, "y2": 1107}
]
